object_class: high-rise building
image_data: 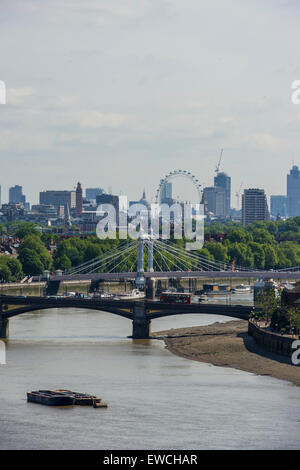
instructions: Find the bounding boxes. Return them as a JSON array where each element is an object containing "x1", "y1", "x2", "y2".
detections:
[
  {"x1": 39, "y1": 191, "x2": 76, "y2": 212},
  {"x1": 9, "y1": 185, "x2": 26, "y2": 205},
  {"x1": 242, "y1": 188, "x2": 269, "y2": 226},
  {"x1": 0, "y1": 184, "x2": 1, "y2": 206},
  {"x1": 287, "y1": 165, "x2": 300, "y2": 217},
  {"x1": 214, "y1": 172, "x2": 231, "y2": 217},
  {"x1": 85, "y1": 188, "x2": 104, "y2": 200},
  {"x1": 203, "y1": 186, "x2": 226, "y2": 218},
  {"x1": 160, "y1": 182, "x2": 173, "y2": 203},
  {"x1": 96, "y1": 193, "x2": 119, "y2": 225},
  {"x1": 270, "y1": 195, "x2": 287, "y2": 218},
  {"x1": 76, "y1": 182, "x2": 83, "y2": 217}
]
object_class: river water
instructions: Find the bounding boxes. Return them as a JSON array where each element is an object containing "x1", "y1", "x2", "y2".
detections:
[{"x1": 1, "y1": 304, "x2": 300, "y2": 450}]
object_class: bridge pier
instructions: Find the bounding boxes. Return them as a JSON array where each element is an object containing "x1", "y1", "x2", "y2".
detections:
[
  {"x1": 0, "y1": 304, "x2": 9, "y2": 339},
  {"x1": 145, "y1": 278, "x2": 156, "y2": 300},
  {"x1": 46, "y1": 280, "x2": 61, "y2": 296},
  {"x1": 132, "y1": 304, "x2": 151, "y2": 339}
]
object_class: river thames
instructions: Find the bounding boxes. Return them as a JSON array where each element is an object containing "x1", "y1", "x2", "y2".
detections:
[{"x1": 1, "y1": 307, "x2": 300, "y2": 449}]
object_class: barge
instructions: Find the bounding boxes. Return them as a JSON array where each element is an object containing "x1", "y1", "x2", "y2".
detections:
[
  {"x1": 27, "y1": 390, "x2": 75, "y2": 406},
  {"x1": 27, "y1": 389, "x2": 108, "y2": 408},
  {"x1": 54, "y1": 389, "x2": 108, "y2": 407}
]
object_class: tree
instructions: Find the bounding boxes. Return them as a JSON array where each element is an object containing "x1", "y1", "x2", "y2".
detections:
[
  {"x1": 256, "y1": 289, "x2": 279, "y2": 323},
  {"x1": 18, "y1": 248, "x2": 45, "y2": 275},
  {"x1": 204, "y1": 242, "x2": 229, "y2": 263},
  {"x1": 18, "y1": 235, "x2": 52, "y2": 275},
  {"x1": 0, "y1": 265, "x2": 11, "y2": 282},
  {"x1": 15, "y1": 223, "x2": 40, "y2": 239}
]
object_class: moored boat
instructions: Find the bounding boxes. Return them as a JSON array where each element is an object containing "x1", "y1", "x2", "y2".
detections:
[
  {"x1": 114, "y1": 289, "x2": 145, "y2": 300},
  {"x1": 54, "y1": 389, "x2": 107, "y2": 407},
  {"x1": 27, "y1": 390, "x2": 75, "y2": 406},
  {"x1": 233, "y1": 284, "x2": 251, "y2": 293}
]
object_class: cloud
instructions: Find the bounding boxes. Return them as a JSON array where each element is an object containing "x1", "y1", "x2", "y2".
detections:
[
  {"x1": 2, "y1": 0, "x2": 170, "y2": 27},
  {"x1": 7, "y1": 87, "x2": 36, "y2": 106}
]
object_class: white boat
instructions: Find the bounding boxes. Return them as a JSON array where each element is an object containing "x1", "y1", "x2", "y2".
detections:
[
  {"x1": 114, "y1": 289, "x2": 145, "y2": 300},
  {"x1": 233, "y1": 284, "x2": 251, "y2": 293}
]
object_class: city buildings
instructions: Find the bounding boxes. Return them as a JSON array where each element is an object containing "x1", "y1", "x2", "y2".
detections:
[
  {"x1": 203, "y1": 186, "x2": 226, "y2": 219},
  {"x1": 270, "y1": 195, "x2": 287, "y2": 218},
  {"x1": 214, "y1": 172, "x2": 231, "y2": 217},
  {"x1": 39, "y1": 190, "x2": 76, "y2": 213},
  {"x1": 287, "y1": 165, "x2": 300, "y2": 217},
  {"x1": 9, "y1": 185, "x2": 26, "y2": 205},
  {"x1": 75, "y1": 182, "x2": 83, "y2": 217},
  {"x1": 160, "y1": 182, "x2": 173, "y2": 204},
  {"x1": 85, "y1": 188, "x2": 104, "y2": 201},
  {"x1": 242, "y1": 188, "x2": 269, "y2": 226}
]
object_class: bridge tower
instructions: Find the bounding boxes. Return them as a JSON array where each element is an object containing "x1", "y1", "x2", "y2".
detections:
[{"x1": 136, "y1": 237, "x2": 145, "y2": 289}]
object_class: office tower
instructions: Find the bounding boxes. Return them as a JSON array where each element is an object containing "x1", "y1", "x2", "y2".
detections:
[
  {"x1": 202, "y1": 186, "x2": 226, "y2": 218},
  {"x1": 214, "y1": 172, "x2": 231, "y2": 217},
  {"x1": 242, "y1": 188, "x2": 269, "y2": 226},
  {"x1": 287, "y1": 165, "x2": 300, "y2": 217},
  {"x1": 270, "y1": 196, "x2": 287, "y2": 218},
  {"x1": 9, "y1": 185, "x2": 26, "y2": 205},
  {"x1": 76, "y1": 182, "x2": 83, "y2": 217},
  {"x1": 85, "y1": 188, "x2": 104, "y2": 200},
  {"x1": 96, "y1": 193, "x2": 119, "y2": 225},
  {"x1": 39, "y1": 191, "x2": 76, "y2": 212},
  {"x1": 160, "y1": 182, "x2": 173, "y2": 203}
]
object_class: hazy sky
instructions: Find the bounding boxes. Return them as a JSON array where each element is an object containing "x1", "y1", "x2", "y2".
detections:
[{"x1": 1, "y1": 0, "x2": 300, "y2": 206}]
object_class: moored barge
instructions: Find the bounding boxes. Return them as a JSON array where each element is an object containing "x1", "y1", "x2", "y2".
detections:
[
  {"x1": 54, "y1": 389, "x2": 108, "y2": 407},
  {"x1": 27, "y1": 390, "x2": 75, "y2": 406}
]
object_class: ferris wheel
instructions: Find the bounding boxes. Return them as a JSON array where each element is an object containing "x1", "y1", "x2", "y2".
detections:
[{"x1": 155, "y1": 170, "x2": 202, "y2": 204}]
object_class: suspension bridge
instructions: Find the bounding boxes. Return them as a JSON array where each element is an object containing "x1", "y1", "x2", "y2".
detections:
[
  {"x1": 1, "y1": 237, "x2": 299, "y2": 340},
  {"x1": 44, "y1": 237, "x2": 300, "y2": 289}
]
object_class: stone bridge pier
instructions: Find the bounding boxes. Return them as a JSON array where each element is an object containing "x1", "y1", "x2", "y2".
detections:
[{"x1": 132, "y1": 304, "x2": 151, "y2": 339}]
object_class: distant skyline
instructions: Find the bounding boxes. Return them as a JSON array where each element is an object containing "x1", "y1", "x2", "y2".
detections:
[{"x1": 1, "y1": 1, "x2": 300, "y2": 205}]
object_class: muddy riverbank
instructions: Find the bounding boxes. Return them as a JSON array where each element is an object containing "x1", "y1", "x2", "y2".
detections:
[{"x1": 154, "y1": 320, "x2": 300, "y2": 387}]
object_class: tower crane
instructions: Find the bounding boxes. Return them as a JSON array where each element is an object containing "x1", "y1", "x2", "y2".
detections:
[{"x1": 215, "y1": 149, "x2": 223, "y2": 175}]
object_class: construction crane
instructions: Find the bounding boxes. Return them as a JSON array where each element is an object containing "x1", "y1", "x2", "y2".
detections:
[
  {"x1": 215, "y1": 149, "x2": 223, "y2": 175},
  {"x1": 235, "y1": 182, "x2": 243, "y2": 210}
]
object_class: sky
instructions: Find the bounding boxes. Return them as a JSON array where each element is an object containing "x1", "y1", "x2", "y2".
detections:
[{"x1": 1, "y1": 0, "x2": 300, "y2": 206}]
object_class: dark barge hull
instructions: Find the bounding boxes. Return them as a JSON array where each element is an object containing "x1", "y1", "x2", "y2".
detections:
[
  {"x1": 54, "y1": 389, "x2": 104, "y2": 406},
  {"x1": 27, "y1": 391, "x2": 75, "y2": 406}
]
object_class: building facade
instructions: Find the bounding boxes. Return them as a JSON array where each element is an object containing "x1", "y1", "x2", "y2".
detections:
[
  {"x1": 160, "y1": 182, "x2": 173, "y2": 203},
  {"x1": 287, "y1": 165, "x2": 300, "y2": 217},
  {"x1": 9, "y1": 185, "x2": 26, "y2": 205},
  {"x1": 242, "y1": 188, "x2": 269, "y2": 226},
  {"x1": 203, "y1": 186, "x2": 226, "y2": 218},
  {"x1": 39, "y1": 191, "x2": 76, "y2": 212},
  {"x1": 270, "y1": 195, "x2": 287, "y2": 218},
  {"x1": 214, "y1": 172, "x2": 231, "y2": 217},
  {"x1": 85, "y1": 188, "x2": 104, "y2": 201},
  {"x1": 76, "y1": 182, "x2": 83, "y2": 217}
]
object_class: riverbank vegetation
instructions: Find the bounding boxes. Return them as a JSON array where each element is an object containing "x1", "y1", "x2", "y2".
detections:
[{"x1": 1, "y1": 216, "x2": 300, "y2": 277}]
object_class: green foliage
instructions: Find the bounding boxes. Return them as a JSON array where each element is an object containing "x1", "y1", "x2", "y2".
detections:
[
  {"x1": 18, "y1": 235, "x2": 52, "y2": 275},
  {"x1": 0, "y1": 256, "x2": 23, "y2": 281},
  {"x1": 256, "y1": 290, "x2": 279, "y2": 322},
  {"x1": 15, "y1": 222, "x2": 40, "y2": 239}
]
